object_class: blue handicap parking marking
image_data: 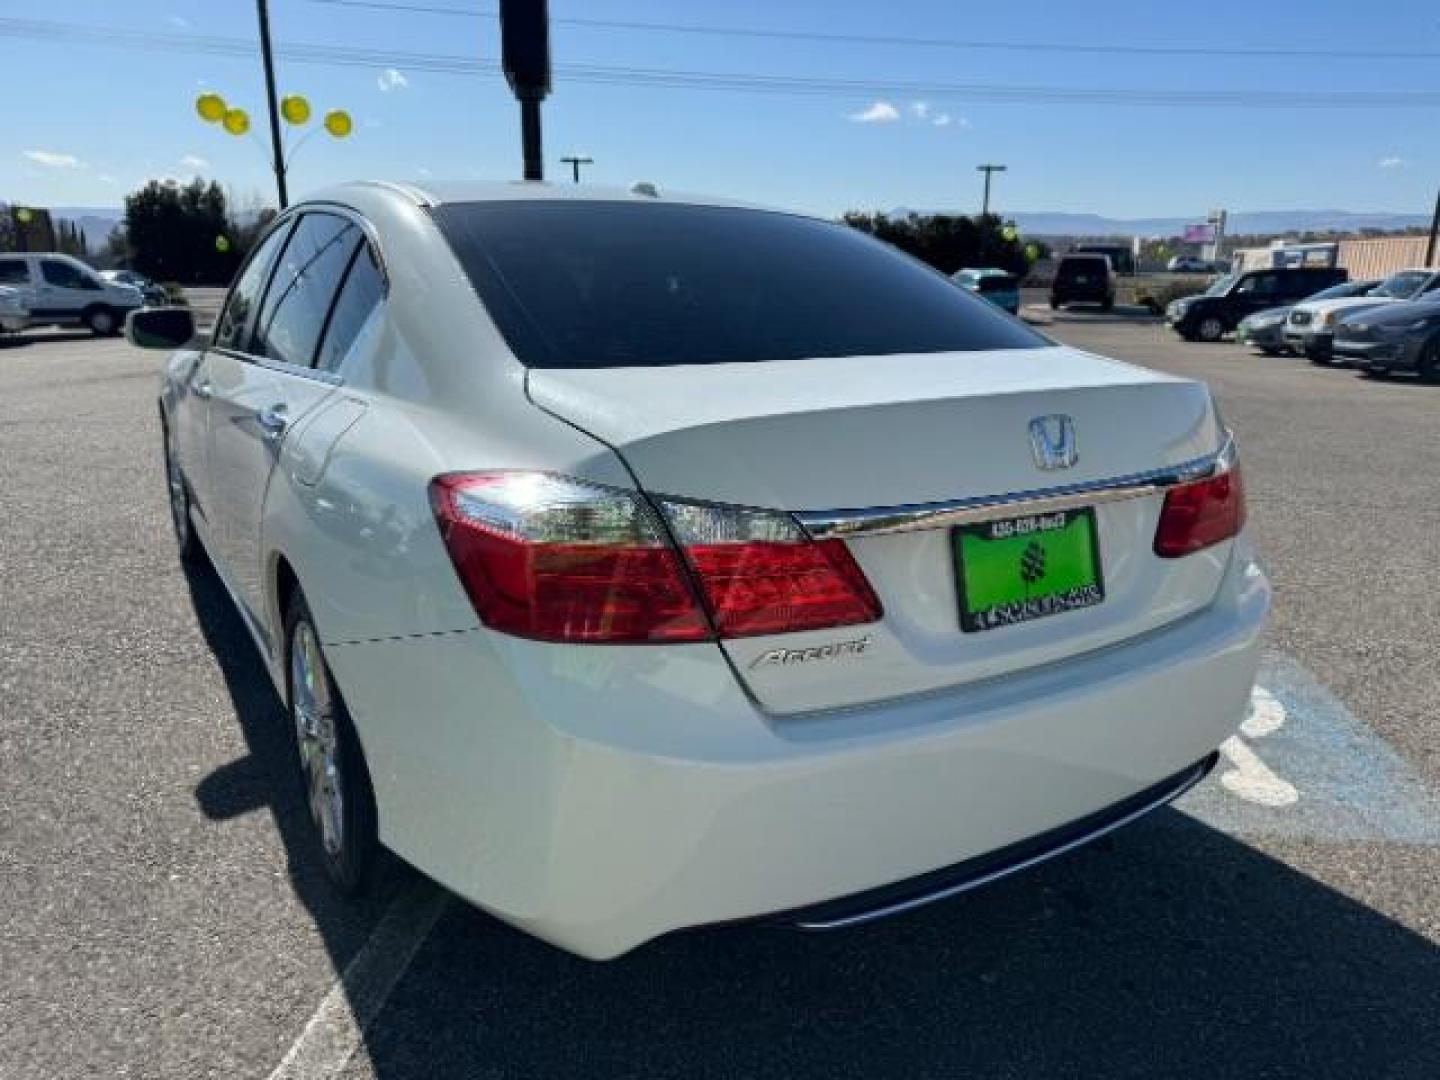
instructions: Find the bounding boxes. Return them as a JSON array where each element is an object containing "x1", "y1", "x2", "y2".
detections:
[{"x1": 1178, "y1": 650, "x2": 1440, "y2": 845}]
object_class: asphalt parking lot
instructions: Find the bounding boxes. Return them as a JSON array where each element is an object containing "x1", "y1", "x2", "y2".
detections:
[{"x1": 2, "y1": 313, "x2": 1437, "y2": 1079}]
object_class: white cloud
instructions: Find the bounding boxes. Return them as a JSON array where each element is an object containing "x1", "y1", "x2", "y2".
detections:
[
  {"x1": 416, "y1": 166, "x2": 433, "y2": 178},
  {"x1": 1378, "y1": 156, "x2": 1404, "y2": 169},
  {"x1": 377, "y1": 67, "x2": 409, "y2": 92},
  {"x1": 910, "y1": 101, "x2": 930, "y2": 119},
  {"x1": 168, "y1": 15, "x2": 190, "y2": 28},
  {"x1": 848, "y1": 101, "x2": 900, "y2": 124},
  {"x1": 180, "y1": 154, "x2": 210, "y2": 170},
  {"x1": 98, "y1": 173, "x2": 120, "y2": 185},
  {"x1": 23, "y1": 149, "x2": 82, "y2": 168},
  {"x1": 932, "y1": 113, "x2": 952, "y2": 127}
]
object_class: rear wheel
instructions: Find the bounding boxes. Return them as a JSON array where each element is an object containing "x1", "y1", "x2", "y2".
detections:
[
  {"x1": 1418, "y1": 338, "x2": 1440, "y2": 384},
  {"x1": 1259, "y1": 346, "x2": 1284, "y2": 357},
  {"x1": 287, "y1": 596, "x2": 378, "y2": 895},
  {"x1": 1049, "y1": 296, "x2": 1060, "y2": 310},
  {"x1": 1100, "y1": 296, "x2": 1114, "y2": 312},
  {"x1": 1196, "y1": 316, "x2": 1225, "y2": 342},
  {"x1": 1308, "y1": 351, "x2": 1332, "y2": 367},
  {"x1": 85, "y1": 306, "x2": 120, "y2": 336}
]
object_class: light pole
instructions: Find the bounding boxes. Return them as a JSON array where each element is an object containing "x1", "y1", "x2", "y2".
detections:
[
  {"x1": 976, "y1": 164, "x2": 1007, "y2": 217},
  {"x1": 255, "y1": 0, "x2": 288, "y2": 208},
  {"x1": 500, "y1": 0, "x2": 551, "y2": 182},
  {"x1": 560, "y1": 155, "x2": 593, "y2": 184}
]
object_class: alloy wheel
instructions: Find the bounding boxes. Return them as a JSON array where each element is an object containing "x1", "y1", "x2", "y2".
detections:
[{"x1": 291, "y1": 621, "x2": 346, "y2": 858}]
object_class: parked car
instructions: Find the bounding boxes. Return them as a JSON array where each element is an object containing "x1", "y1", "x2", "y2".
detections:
[
  {"x1": 0, "y1": 285, "x2": 28, "y2": 333},
  {"x1": 0, "y1": 252, "x2": 143, "y2": 334},
  {"x1": 1166, "y1": 265, "x2": 1346, "y2": 342},
  {"x1": 1285, "y1": 268, "x2": 1440, "y2": 364},
  {"x1": 101, "y1": 269, "x2": 169, "y2": 306},
  {"x1": 1050, "y1": 253, "x2": 1116, "y2": 310},
  {"x1": 1235, "y1": 279, "x2": 1380, "y2": 355},
  {"x1": 128, "y1": 182, "x2": 1265, "y2": 960},
  {"x1": 953, "y1": 267, "x2": 1020, "y2": 315},
  {"x1": 1332, "y1": 294, "x2": 1440, "y2": 380},
  {"x1": 1167, "y1": 256, "x2": 1215, "y2": 273}
]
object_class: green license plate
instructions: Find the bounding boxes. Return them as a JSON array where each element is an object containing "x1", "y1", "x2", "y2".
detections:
[{"x1": 953, "y1": 508, "x2": 1105, "y2": 633}]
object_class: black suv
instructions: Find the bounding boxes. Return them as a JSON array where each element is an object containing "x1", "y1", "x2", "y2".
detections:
[
  {"x1": 1167, "y1": 266, "x2": 1346, "y2": 342},
  {"x1": 1050, "y1": 254, "x2": 1116, "y2": 310}
]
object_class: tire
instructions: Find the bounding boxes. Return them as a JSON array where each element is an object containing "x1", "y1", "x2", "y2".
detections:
[
  {"x1": 1259, "y1": 347, "x2": 1284, "y2": 357},
  {"x1": 286, "y1": 595, "x2": 379, "y2": 895},
  {"x1": 1308, "y1": 351, "x2": 1332, "y2": 367},
  {"x1": 1049, "y1": 297, "x2": 1060, "y2": 310},
  {"x1": 1418, "y1": 338, "x2": 1440, "y2": 384},
  {"x1": 1196, "y1": 316, "x2": 1225, "y2": 343},
  {"x1": 85, "y1": 306, "x2": 120, "y2": 336},
  {"x1": 1100, "y1": 296, "x2": 1114, "y2": 312},
  {"x1": 161, "y1": 420, "x2": 202, "y2": 565}
]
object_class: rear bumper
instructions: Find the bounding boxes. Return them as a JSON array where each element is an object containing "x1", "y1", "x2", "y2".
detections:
[
  {"x1": 1237, "y1": 324, "x2": 1286, "y2": 348},
  {"x1": 326, "y1": 538, "x2": 1268, "y2": 960}
]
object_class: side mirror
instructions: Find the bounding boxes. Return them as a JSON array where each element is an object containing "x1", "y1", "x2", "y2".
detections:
[{"x1": 126, "y1": 306, "x2": 197, "y2": 350}]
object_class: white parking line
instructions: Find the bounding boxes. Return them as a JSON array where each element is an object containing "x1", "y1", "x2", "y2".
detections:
[
  {"x1": 1219, "y1": 734, "x2": 1299, "y2": 807},
  {"x1": 267, "y1": 878, "x2": 449, "y2": 1080}
]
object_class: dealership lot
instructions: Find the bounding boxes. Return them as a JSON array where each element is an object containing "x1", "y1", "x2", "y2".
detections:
[{"x1": 1, "y1": 319, "x2": 1437, "y2": 1078}]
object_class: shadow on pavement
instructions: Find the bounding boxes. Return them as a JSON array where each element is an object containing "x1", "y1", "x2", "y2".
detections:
[{"x1": 184, "y1": 552, "x2": 1440, "y2": 1079}]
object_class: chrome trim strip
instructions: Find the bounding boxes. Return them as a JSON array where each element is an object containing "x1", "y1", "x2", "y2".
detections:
[
  {"x1": 797, "y1": 439, "x2": 1230, "y2": 540},
  {"x1": 792, "y1": 755, "x2": 1213, "y2": 932}
]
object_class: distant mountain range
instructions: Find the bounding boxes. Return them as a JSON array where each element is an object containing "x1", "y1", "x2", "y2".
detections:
[
  {"x1": 24, "y1": 205, "x2": 1437, "y2": 245},
  {"x1": 889, "y1": 207, "x2": 1433, "y2": 238}
]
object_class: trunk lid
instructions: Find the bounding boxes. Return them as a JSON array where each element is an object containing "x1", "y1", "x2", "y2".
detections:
[{"x1": 528, "y1": 346, "x2": 1230, "y2": 714}]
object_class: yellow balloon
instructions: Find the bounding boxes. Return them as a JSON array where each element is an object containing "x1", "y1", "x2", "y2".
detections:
[
  {"x1": 196, "y1": 92, "x2": 227, "y2": 123},
  {"x1": 323, "y1": 109, "x2": 353, "y2": 139},
  {"x1": 215, "y1": 235, "x2": 231, "y2": 253},
  {"x1": 1002, "y1": 224, "x2": 1018, "y2": 242},
  {"x1": 281, "y1": 94, "x2": 311, "y2": 125},
  {"x1": 222, "y1": 108, "x2": 250, "y2": 136},
  {"x1": 15, "y1": 207, "x2": 33, "y2": 223}
]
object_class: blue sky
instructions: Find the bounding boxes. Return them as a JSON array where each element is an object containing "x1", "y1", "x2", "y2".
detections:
[{"x1": 3, "y1": 0, "x2": 1438, "y2": 218}]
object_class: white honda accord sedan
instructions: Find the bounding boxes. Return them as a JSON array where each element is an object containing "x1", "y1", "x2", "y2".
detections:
[{"x1": 129, "y1": 181, "x2": 1268, "y2": 959}]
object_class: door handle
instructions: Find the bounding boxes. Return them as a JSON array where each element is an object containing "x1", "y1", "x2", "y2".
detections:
[
  {"x1": 191, "y1": 379, "x2": 212, "y2": 400},
  {"x1": 256, "y1": 403, "x2": 289, "y2": 440}
]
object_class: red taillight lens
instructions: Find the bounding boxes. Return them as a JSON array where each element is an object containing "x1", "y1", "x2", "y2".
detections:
[
  {"x1": 683, "y1": 539, "x2": 881, "y2": 638},
  {"x1": 1154, "y1": 462, "x2": 1246, "y2": 558},
  {"x1": 429, "y1": 473, "x2": 710, "y2": 643},
  {"x1": 429, "y1": 472, "x2": 882, "y2": 644},
  {"x1": 658, "y1": 499, "x2": 882, "y2": 639}
]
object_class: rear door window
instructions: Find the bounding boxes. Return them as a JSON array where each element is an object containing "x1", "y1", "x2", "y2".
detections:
[
  {"x1": 41, "y1": 259, "x2": 100, "y2": 290},
  {"x1": 315, "y1": 241, "x2": 384, "y2": 373},
  {"x1": 431, "y1": 201, "x2": 1050, "y2": 368}
]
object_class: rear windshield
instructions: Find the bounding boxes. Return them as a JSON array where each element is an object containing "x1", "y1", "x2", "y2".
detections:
[
  {"x1": 1056, "y1": 256, "x2": 1108, "y2": 278},
  {"x1": 430, "y1": 201, "x2": 1049, "y2": 368}
]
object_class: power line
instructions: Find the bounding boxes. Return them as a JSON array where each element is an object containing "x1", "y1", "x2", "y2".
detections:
[
  {"x1": 304, "y1": 0, "x2": 1440, "y2": 61},
  {"x1": 3, "y1": 18, "x2": 1440, "y2": 109}
]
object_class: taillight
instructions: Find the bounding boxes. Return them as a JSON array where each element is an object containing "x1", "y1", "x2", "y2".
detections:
[
  {"x1": 658, "y1": 500, "x2": 882, "y2": 638},
  {"x1": 430, "y1": 472, "x2": 881, "y2": 644},
  {"x1": 1154, "y1": 461, "x2": 1246, "y2": 558}
]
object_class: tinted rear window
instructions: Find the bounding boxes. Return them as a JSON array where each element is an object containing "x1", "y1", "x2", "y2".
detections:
[
  {"x1": 430, "y1": 201, "x2": 1048, "y2": 368},
  {"x1": 1056, "y1": 257, "x2": 1109, "y2": 279},
  {"x1": 975, "y1": 275, "x2": 1018, "y2": 293}
]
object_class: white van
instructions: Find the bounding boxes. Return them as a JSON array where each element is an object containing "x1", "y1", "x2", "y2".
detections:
[{"x1": 0, "y1": 252, "x2": 144, "y2": 335}]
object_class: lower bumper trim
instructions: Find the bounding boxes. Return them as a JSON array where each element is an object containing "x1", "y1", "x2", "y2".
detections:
[{"x1": 785, "y1": 752, "x2": 1218, "y2": 932}]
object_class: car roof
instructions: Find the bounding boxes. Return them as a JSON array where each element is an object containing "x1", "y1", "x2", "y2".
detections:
[{"x1": 303, "y1": 179, "x2": 797, "y2": 217}]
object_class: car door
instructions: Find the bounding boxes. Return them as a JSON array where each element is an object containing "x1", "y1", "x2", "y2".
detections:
[
  {"x1": 206, "y1": 211, "x2": 362, "y2": 625},
  {"x1": 35, "y1": 257, "x2": 102, "y2": 322},
  {"x1": 180, "y1": 219, "x2": 295, "y2": 541},
  {"x1": 1231, "y1": 271, "x2": 1279, "y2": 319}
]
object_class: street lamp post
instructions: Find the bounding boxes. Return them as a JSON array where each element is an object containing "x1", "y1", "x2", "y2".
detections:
[
  {"x1": 255, "y1": 0, "x2": 288, "y2": 208},
  {"x1": 560, "y1": 155, "x2": 594, "y2": 184},
  {"x1": 976, "y1": 164, "x2": 1007, "y2": 217}
]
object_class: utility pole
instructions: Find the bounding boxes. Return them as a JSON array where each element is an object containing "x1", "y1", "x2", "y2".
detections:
[
  {"x1": 560, "y1": 155, "x2": 593, "y2": 184},
  {"x1": 976, "y1": 164, "x2": 1007, "y2": 217},
  {"x1": 1426, "y1": 186, "x2": 1440, "y2": 268},
  {"x1": 500, "y1": 0, "x2": 551, "y2": 182},
  {"x1": 254, "y1": 0, "x2": 289, "y2": 208}
]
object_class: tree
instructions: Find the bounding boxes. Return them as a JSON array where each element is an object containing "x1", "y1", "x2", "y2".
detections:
[
  {"x1": 842, "y1": 211, "x2": 1033, "y2": 277},
  {"x1": 123, "y1": 178, "x2": 241, "y2": 284}
]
